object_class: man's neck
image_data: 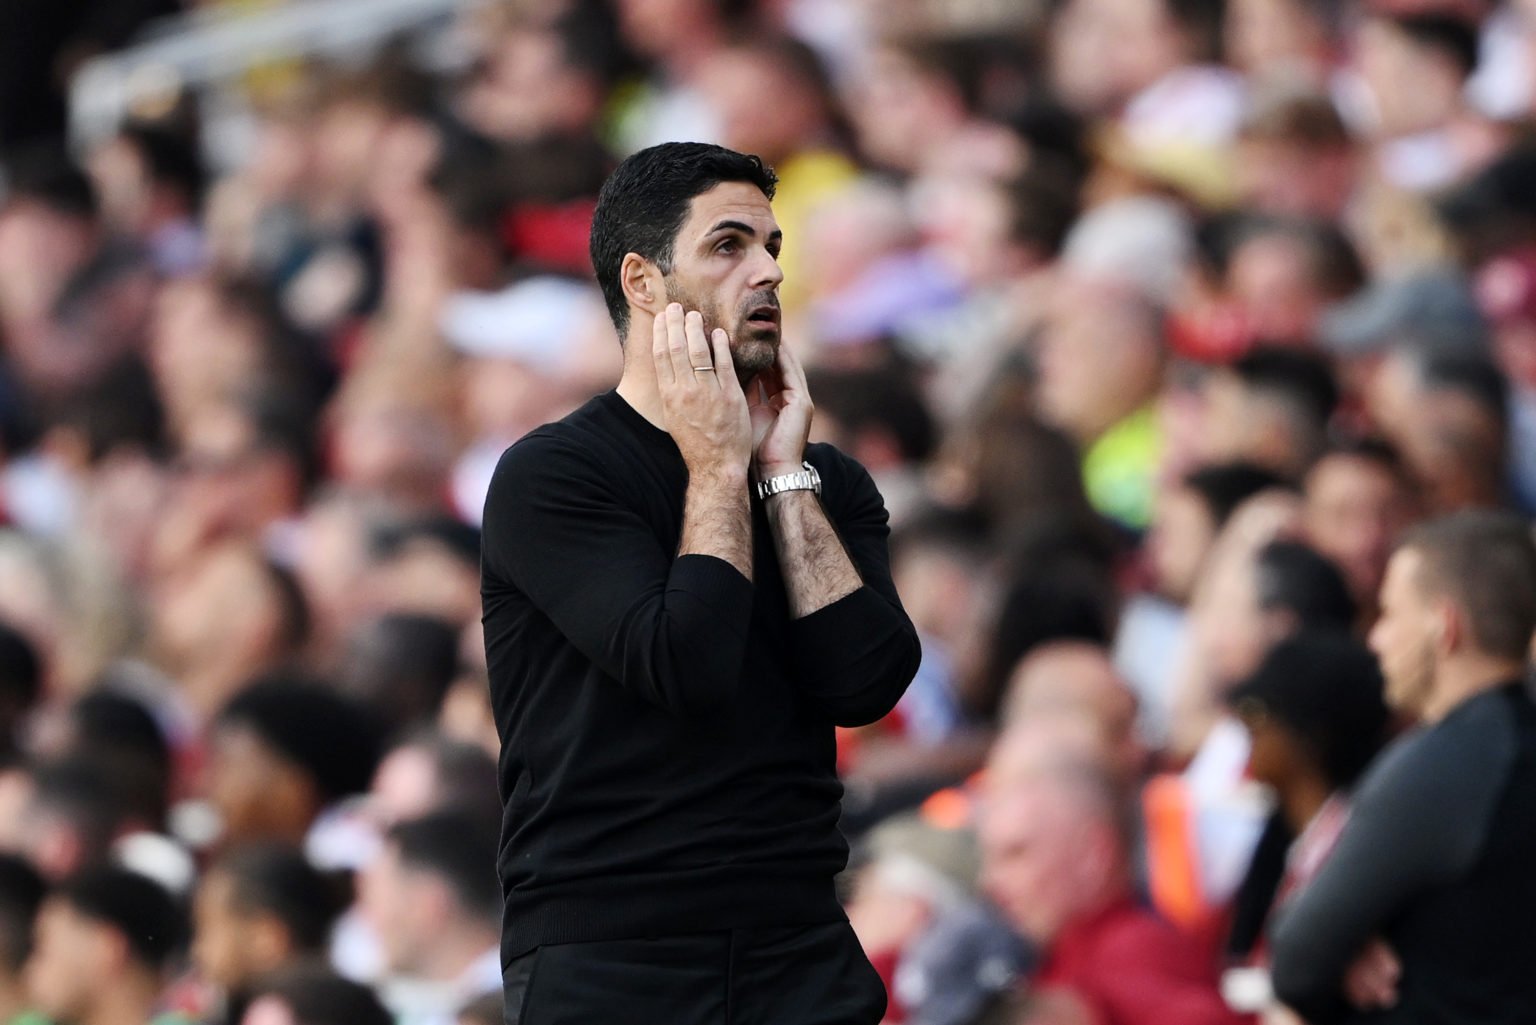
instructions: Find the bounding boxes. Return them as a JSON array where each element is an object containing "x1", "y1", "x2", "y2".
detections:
[{"x1": 1424, "y1": 656, "x2": 1525, "y2": 724}]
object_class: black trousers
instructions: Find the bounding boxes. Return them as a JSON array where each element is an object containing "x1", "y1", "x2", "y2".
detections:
[{"x1": 502, "y1": 921, "x2": 887, "y2": 1025}]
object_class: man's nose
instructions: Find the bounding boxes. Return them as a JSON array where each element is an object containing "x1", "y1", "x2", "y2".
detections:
[{"x1": 751, "y1": 249, "x2": 785, "y2": 289}]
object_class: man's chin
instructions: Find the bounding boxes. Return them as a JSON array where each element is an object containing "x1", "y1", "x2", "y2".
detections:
[{"x1": 731, "y1": 331, "x2": 780, "y2": 376}]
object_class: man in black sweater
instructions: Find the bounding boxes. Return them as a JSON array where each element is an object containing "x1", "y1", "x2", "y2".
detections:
[
  {"x1": 1269, "y1": 511, "x2": 1536, "y2": 1024},
  {"x1": 482, "y1": 142, "x2": 921, "y2": 1024}
]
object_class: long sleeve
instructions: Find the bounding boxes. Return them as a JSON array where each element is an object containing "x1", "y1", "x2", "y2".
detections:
[
  {"x1": 781, "y1": 447, "x2": 921, "y2": 727},
  {"x1": 1268, "y1": 715, "x2": 1507, "y2": 1022},
  {"x1": 483, "y1": 431, "x2": 754, "y2": 720}
]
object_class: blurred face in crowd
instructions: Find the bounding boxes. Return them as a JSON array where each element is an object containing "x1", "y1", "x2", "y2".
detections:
[
  {"x1": 1035, "y1": 279, "x2": 1163, "y2": 444},
  {"x1": 1148, "y1": 484, "x2": 1217, "y2": 605},
  {"x1": 1354, "y1": 17, "x2": 1464, "y2": 137},
  {"x1": 193, "y1": 868, "x2": 282, "y2": 993},
  {"x1": 1236, "y1": 134, "x2": 1356, "y2": 219},
  {"x1": 1003, "y1": 644, "x2": 1144, "y2": 783},
  {"x1": 358, "y1": 842, "x2": 438, "y2": 975},
  {"x1": 699, "y1": 47, "x2": 824, "y2": 165},
  {"x1": 207, "y1": 725, "x2": 316, "y2": 847},
  {"x1": 1227, "y1": 232, "x2": 1327, "y2": 345},
  {"x1": 25, "y1": 900, "x2": 112, "y2": 1021},
  {"x1": 657, "y1": 181, "x2": 784, "y2": 378},
  {"x1": 1202, "y1": 554, "x2": 1286, "y2": 683},
  {"x1": 980, "y1": 776, "x2": 1119, "y2": 945},
  {"x1": 1050, "y1": 0, "x2": 1188, "y2": 111},
  {"x1": 1225, "y1": 0, "x2": 1330, "y2": 79},
  {"x1": 461, "y1": 26, "x2": 602, "y2": 143},
  {"x1": 1304, "y1": 453, "x2": 1415, "y2": 606},
  {"x1": 1369, "y1": 547, "x2": 1441, "y2": 716},
  {"x1": 845, "y1": 47, "x2": 966, "y2": 174},
  {"x1": 149, "y1": 278, "x2": 267, "y2": 430},
  {"x1": 1234, "y1": 700, "x2": 1305, "y2": 792}
]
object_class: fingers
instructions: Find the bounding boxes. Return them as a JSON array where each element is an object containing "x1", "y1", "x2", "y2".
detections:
[
  {"x1": 651, "y1": 305, "x2": 674, "y2": 386},
  {"x1": 684, "y1": 310, "x2": 714, "y2": 381},
  {"x1": 665, "y1": 303, "x2": 691, "y2": 380},
  {"x1": 711, "y1": 326, "x2": 736, "y2": 386},
  {"x1": 777, "y1": 338, "x2": 810, "y2": 392}
]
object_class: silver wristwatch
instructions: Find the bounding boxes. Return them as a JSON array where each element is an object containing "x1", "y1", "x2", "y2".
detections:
[{"x1": 756, "y1": 461, "x2": 822, "y2": 500}]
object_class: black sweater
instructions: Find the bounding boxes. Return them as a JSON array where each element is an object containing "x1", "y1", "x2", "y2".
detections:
[
  {"x1": 481, "y1": 390, "x2": 921, "y2": 964},
  {"x1": 1270, "y1": 682, "x2": 1536, "y2": 1024}
]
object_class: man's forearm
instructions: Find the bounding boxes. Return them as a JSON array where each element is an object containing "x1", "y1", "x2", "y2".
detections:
[
  {"x1": 762, "y1": 490, "x2": 862, "y2": 617},
  {"x1": 679, "y1": 469, "x2": 754, "y2": 581}
]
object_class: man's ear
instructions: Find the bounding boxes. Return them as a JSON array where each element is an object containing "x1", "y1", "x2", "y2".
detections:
[
  {"x1": 1436, "y1": 599, "x2": 1462, "y2": 656},
  {"x1": 620, "y1": 253, "x2": 664, "y2": 320}
]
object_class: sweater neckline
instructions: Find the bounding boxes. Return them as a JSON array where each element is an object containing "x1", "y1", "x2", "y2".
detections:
[{"x1": 602, "y1": 389, "x2": 673, "y2": 445}]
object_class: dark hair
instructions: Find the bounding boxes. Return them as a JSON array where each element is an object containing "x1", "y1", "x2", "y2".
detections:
[
  {"x1": 387, "y1": 731, "x2": 499, "y2": 824},
  {"x1": 216, "y1": 676, "x2": 384, "y2": 804},
  {"x1": 29, "y1": 756, "x2": 135, "y2": 865},
  {"x1": 3, "y1": 147, "x2": 97, "y2": 220},
  {"x1": 1386, "y1": 13, "x2": 1481, "y2": 77},
  {"x1": 1254, "y1": 541, "x2": 1357, "y2": 630},
  {"x1": 248, "y1": 965, "x2": 393, "y2": 1025},
  {"x1": 0, "y1": 854, "x2": 45, "y2": 973},
  {"x1": 56, "y1": 867, "x2": 186, "y2": 972},
  {"x1": 1230, "y1": 346, "x2": 1341, "y2": 463},
  {"x1": 803, "y1": 364, "x2": 937, "y2": 464},
  {"x1": 1231, "y1": 216, "x2": 1365, "y2": 300},
  {"x1": 1183, "y1": 462, "x2": 1291, "y2": 530},
  {"x1": 1311, "y1": 435, "x2": 1410, "y2": 483},
  {"x1": 209, "y1": 844, "x2": 346, "y2": 954},
  {"x1": 1229, "y1": 632, "x2": 1390, "y2": 788},
  {"x1": 589, "y1": 142, "x2": 777, "y2": 334},
  {"x1": 387, "y1": 810, "x2": 501, "y2": 923},
  {"x1": 117, "y1": 123, "x2": 207, "y2": 213},
  {"x1": 65, "y1": 690, "x2": 171, "y2": 829},
  {"x1": 341, "y1": 615, "x2": 460, "y2": 736},
  {"x1": 1401, "y1": 511, "x2": 1536, "y2": 660},
  {"x1": 0, "y1": 621, "x2": 41, "y2": 715},
  {"x1": 1417, "y1": 350, "x2": 1509, "y2": 423}
]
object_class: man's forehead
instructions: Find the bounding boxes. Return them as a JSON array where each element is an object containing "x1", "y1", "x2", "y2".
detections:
[{"x1": 683, "y1": 182, "x2": 779, "y2": 234}]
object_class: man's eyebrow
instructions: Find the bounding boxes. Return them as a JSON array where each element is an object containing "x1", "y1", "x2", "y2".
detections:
[{"x1": 706, "y1": 220, "x2": 784, "y2": 243}]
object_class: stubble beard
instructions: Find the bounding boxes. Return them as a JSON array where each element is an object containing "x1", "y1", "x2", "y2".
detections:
[
  {"x1": 1385, "y1": 636, "x2": 1437, "y2": 717},
  {"x1": 664, "y1": 280, "x2": 779, "y2": 380}
]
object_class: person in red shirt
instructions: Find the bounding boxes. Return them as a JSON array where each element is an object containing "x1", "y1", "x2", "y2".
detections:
[{"x1": 978, "y1": 742, "x2": 1245, "y2": 1025}]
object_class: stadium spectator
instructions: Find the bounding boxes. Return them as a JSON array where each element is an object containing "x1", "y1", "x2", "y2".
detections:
[{"x1": 23, "y1": 866, "x2": 188, "y2": 1025}]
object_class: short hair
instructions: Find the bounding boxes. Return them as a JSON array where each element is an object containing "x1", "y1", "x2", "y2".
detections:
[
  {"x1": 1231, "y1": 346, "x2": 1341, "y2": 462},
  {"x1": 388, "y1": 732, "x2": 500, "y2": 823},
  {"x1": 387, "y1": 810, "x2": 500, "y2": 922},
  {"x1": 209, "y1": 844, "x2": 345, "y2": 953},
  {"x1": 803, "y1": 364, "x2": 937, "y2": 464},
  {"x1": 1417, "y1": 350, "x2": 1509, "y2": 423},
  {"x1": 216, "y1": 676, "x2": 384, "y2": 804},
  {"x1": 0, "y1": 854, "x2": 45, "y2": 974},
  {"x1": 1254, "y1": 541, "x2": 1357, "y2": 631},
  {"x1": 66, "y1": 690, "x2": 171, "y2": 828},
  {"x1": 0, "y1": 621, "x2": 40, "y2": 714},
  {"x1": 1228, "y1": 632, "x2": 1390, "y2": 789},
  {"x1": 589, "y1": 142, "x2": 777, "y2": 335},
  {"x1": 117, "y1": 123, "x2": 206, "y2": 212},
  {"x1": 1183, "y1": 462, "x2": 1291, "y2": 531},
  {"x1": 341, "y1": 615, "x2": 460, "y2": 735},
  {"x1": 248, "y1": 965, "x2": 393, "y2": 1025},
  {"x1": 1400, "y1": 511, "x2": 1536, "y2": 660},
  {"x1": 3, "y1": 147, "x2": 97, "y2": 219},
  {"x1": 1384, "y1": 12, "x2": 1480, "y2": 77},
  {"x1": 29, "y1": 756, "x2": 134, "y2": 862},
  {"x1": 55, "y1": 867, "x2": 186, "y2": 972}
]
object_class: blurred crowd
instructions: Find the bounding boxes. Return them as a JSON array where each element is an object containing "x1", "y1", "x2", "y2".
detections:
[{"x1": 0, "y1": 0, "x2": 1535, "y2": 1023}]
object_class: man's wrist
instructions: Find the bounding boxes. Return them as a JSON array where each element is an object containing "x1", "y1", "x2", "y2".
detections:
[{"x1": 756, "y1": 460, "x2": 805, "y2": 480}]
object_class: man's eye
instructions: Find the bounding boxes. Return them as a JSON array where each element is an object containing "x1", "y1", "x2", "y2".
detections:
[{"x1": 716, "y1": 240, "x2": 737, "y2": 254}]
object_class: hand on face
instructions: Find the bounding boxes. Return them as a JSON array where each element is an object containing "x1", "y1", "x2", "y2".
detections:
[
  {"x1": 748, "y1": 337, "x2": 814, "y2": 480},
  {"x1": 652, "y1": 303, "x2": 752, "y2": 478}
]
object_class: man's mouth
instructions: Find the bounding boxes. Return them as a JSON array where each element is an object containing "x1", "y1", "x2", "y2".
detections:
[{"x1": 746, "y1": 306, "x2": 780, "y2": 327}]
